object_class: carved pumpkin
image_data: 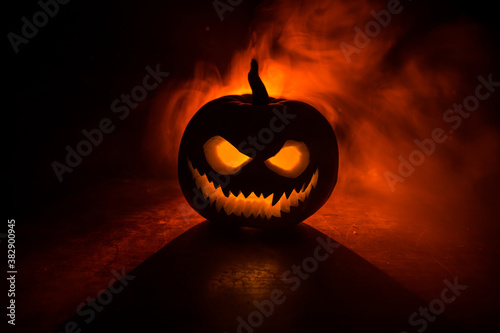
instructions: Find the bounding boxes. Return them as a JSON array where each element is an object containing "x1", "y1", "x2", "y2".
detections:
[{"x1": 178, "y1": 60, "x2": 339, "y2": 228}]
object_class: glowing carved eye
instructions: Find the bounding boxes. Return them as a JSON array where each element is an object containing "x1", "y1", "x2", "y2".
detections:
[
  {"x1": 265, "y1": 140, "x2": 309, "y2": 178},
  {"x1": 204, "y1": 136, "x2": 252, "y2": 175}
]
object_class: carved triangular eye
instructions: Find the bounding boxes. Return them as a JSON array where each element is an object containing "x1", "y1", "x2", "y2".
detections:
[
  {"x1": 265, "y1": 140, "x2": 309, "y2": 178},
  {"x1": 204, "y1": 136, "x2": 252, "y2": 175}
]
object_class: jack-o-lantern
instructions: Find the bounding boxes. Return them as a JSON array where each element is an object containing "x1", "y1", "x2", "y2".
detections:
[{"x1": 178, "y1": 60, "x2": 338, "y2": 228}]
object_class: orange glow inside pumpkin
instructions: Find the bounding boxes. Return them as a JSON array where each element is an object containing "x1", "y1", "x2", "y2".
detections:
[
  {"x1": 265, "y1": 141, "x2": 309, "y2": 178},
  {"x1": 204, "y1": 136, "x2": 251, "y2": 175}
]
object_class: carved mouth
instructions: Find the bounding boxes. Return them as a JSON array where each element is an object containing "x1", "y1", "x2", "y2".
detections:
[{"x1": 188, "y1": 160, "x2": 318, "y2": 219}]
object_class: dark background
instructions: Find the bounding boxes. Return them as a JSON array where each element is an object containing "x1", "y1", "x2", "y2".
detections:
[
  {"x1": 4, "y1": 0, "x2": 500, "y2": 218},
  {"x1": 4, "y1": 0, "x2": 261, "y2": 216}
]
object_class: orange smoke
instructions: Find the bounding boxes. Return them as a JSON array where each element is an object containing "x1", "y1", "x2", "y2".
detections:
[{"x1": 145, "y1": 0, "x2": 498, "y2": 217}]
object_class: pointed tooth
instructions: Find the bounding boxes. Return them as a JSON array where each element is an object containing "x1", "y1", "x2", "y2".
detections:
[
  {"x1": 265, "y1": 208, "x2": 273, "y2": 220},
  {"x1": 188, "y1": 160, "x2": 200, "y2": 178},
  {"x1": 220, "y1": 185, "x2": 230, "y2": 198},
  {"x1": 305, "y1": 181, "x2": 313, "y2": 195},
  {"x1": 215, "y1": 196, "x2": 225, "y2": 212},
  {"x1": 240, "y1": 192, "x2": 253, "y2": 218},
  {"x1": 259, "y1": 205, "x2": 267, "y2": 219},
  {"x1": 264, "y1": 194, "x2": 273, "y2": 219},
  {"x1": 191, "y1": 169, "x2": 201, "y2": 180},
  {"x1": 280, "y1": 193, "x2": 291, "y2": 213},
  {"x1": 271, "y1": 192, "x2": 281, "y2": 206},
  {"x1": 251, "y1": 206, "x2": 260, "y2": 218},
  {"x1": 233, "y1": 192, "x2": 246, "y2": 217},
  {"x1": 208, "y1": 186, "x2": 222, "y2": 205},
  {"x1": 247, "y1": 192, "x2": 258, "y2": 200},
  {"x1": 223, "y1": 204, "x2": 235, "y2": 216},
  {"x1": 252, "y1": 199, "x2": 264, "y2": 218},
  {"x1": 272, "y1": 194, "x2": 282, "y2": 217},
  {"x1": 194, "y1": 173, "x2": 207, "y2": 190},
  {"x1": 312, "y1": 170, "x2": 319, "y2": 188},
  {"x1": 242, "y1": 203, "x2": 253, "y2": 218},
  {"x1": 223, "y1": 192, "x2": 237, "y2": 215},
  {"x1": 240, "y1": 188, "x2": 252, "y2": 199},
  {"x1": 246, "y1": 192, "x2": 259, "y2": 218},
  {"x1": 246, "y1": 201, "x2": 256, "y2": 218},
  {"x1": 298, "y1": 185, "x2": 307, "y2": 202},
  {"x1": 305, "y1": 171, "x2": 318, "y2": 195},
  {"x1": 250, "y1": 192, "x2": 262, "y2": 217},
  {"x1": 272, "y1": 205, "x2": 281, "y2": 218},
  {"x1": 257, "y1": 194, "x2": 267, "y2": 219},
  {"x1": 248, "y1": 195, "x2": 258, "y2": 218},
  {"x1": 265, "y1": 193, "x2": 274, "y2": 205},
  {"x1": 201, "y1": 181, "x2": 215, "y2": 199},
  {"x1": 289, "y1": 189, "x2": 299, "y2": 207},
  {"x1": 232, "y1": 199, "x2": 244, "y2": 216},
  {"x1": 294, "y1": 184, "x2": 303, "y2": 195}
]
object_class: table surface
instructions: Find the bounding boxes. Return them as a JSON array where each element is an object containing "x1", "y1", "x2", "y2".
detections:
[{"x1": 15, "y1": 178, "x2": 499, "y2": 332}]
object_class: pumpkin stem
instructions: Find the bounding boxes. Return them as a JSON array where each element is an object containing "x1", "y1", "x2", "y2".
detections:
[{"x1": 248, "y1": 59, "x2": 269, "y2": 105}]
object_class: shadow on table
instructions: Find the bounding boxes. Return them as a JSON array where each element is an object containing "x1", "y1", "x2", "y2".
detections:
[{"x1": 53, "y1": 221, "x2": 468, "y2": 333}]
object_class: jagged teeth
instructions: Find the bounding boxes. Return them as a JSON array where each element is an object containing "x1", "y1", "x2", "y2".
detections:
[
  {"x1": 279, "y1": 193, "x2": 291, "y2": 213},
  {"x1": 188, "y1": 160, "x2": 318, "y2": 220},
  {"x1": 298, "y1": 185, "x2": 307, "y2": 202}
]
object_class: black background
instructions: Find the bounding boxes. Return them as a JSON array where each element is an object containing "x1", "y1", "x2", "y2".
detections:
[{"x1": 4, "y1": 0, "x2": 500, "y2": 218}]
